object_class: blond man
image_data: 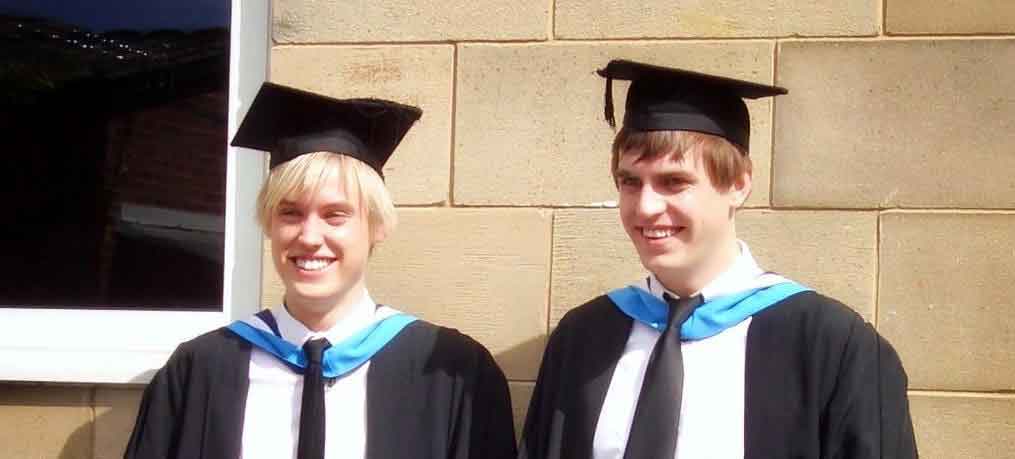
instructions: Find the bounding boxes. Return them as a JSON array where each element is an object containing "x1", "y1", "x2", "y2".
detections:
[{"x1": 125, "y1": 83, "x2": 516, "y2": 459}]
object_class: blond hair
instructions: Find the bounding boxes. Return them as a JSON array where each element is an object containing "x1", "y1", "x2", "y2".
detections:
[
  {"x1": 610, "y1": 129, "x2": 751, "y2": 190},
  {"x1": 256, "y1": 152, "x2": 397, "y2": 243}
]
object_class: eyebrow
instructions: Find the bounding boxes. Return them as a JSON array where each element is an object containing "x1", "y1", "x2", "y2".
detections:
[
  {"x1": 657, "y1": 170, "x2": 696, "y2": 181},
  {"x1": 613, "y1": 168, "x2": 695, "y2": 182},
  {"x1": 321, "y1": 202, "x2": 356, "y2": 213},
  {"x1": 613, "y1": 169, "x2": 636, "y2": 180}
]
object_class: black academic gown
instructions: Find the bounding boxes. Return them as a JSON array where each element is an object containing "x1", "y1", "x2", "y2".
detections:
[
  {"x1": 519, "y1": 291, "x2": 918, "y2": 459},
  {"x1": 124, "y1": 320, "x2": 517, "y2": 459}
]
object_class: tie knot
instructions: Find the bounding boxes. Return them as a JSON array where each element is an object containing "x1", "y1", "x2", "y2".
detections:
[
  {"x1": 662, "y1": 293, "x2": 703, "y2": 329},
  {"x1": 303, "y1": 338, "x2": 331, "y2": 364}
]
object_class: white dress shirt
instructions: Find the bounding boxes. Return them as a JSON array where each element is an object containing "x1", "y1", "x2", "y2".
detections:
[
  {"x1": 240, "y1": 290, "x2": 398, "y2": 459},
  {"x1": 593, "y1": 241, "x2": 783, "y2": 459}
]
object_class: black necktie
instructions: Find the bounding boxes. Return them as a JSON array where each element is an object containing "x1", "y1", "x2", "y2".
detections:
[
  {"x1": 623, "y1": 293, "x2": 703, "y2": 459},
  {"x1": 297, "y1": 338, "x2": 331, "y2": 459}
]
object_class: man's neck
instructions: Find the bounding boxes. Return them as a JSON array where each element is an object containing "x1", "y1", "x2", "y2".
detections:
[
  {"x1": 285, "y1": 285, "x2": 367, "y2": 332},
  {"x1": 655, "y1": 240, "x2": 741, "y2": 298}
]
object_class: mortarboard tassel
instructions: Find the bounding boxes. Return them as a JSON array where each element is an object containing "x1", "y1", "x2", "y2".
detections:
[{"x1": 604, "y1": 75, "x2": 616, "y2": 128}]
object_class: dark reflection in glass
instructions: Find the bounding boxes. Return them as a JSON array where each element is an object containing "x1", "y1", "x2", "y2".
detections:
[{"x1": 0, "y1": 1, "x2": 231, "y2": 309}]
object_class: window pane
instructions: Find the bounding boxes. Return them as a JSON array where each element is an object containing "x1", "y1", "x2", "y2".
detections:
[{"x1": 0, "y1": 1, "x2": 231, "y2": 309}]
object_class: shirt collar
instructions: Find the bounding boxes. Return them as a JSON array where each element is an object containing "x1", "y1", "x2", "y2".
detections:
[
  {"x1": 645, "y1": 240, "x2": 765, "y2": 302},
  {"x1": 270, "y1": 289, "x2": 378, "y2": 347}
]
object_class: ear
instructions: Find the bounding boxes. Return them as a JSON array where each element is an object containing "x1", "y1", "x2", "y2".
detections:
[
  {"x1": 371, "y1": 224, "x2": 388, "y2": 246},
  {"x1": 729, "y1": 170, "x2": 752, "y2": 209},
  {"x1": 367, "y1": 225, "x2": 386, "y2": 257}
]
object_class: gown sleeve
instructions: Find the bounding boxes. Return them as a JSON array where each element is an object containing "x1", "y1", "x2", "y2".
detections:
[
  {"x1": 518, "y1": 322, "x2": 568, "y2": 459},
  {"x1": 123, "y1": 347, "x2": 189, "y2": 459},
  {"x1": 459, "y1": 342, "x2": 518, "y2": 459},
  {"x1": 820, "y1": 315, "x2": 918, "y2": 459}
]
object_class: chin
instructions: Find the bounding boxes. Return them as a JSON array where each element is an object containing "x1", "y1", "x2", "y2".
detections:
[
  {"x1": 287, "y1": 284, "x2": 339, "y2": 301},
  {"x1": 640, "y1": 250, "x2": 693, "y2": 275}
]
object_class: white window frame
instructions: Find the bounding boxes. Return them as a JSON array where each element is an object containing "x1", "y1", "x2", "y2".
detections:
[{"x1": 0, "y1": 0, "x2": 270, "y2": 384}]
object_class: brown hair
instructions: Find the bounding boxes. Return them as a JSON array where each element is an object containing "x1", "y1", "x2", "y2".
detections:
[{"x1": 610, "y1": 129, "x2": 751, "y2": 190}]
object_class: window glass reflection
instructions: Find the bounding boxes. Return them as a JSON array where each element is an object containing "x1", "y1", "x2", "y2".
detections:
[{"x1": 0, "y1": 1, "x2": 231, "y2": 309}]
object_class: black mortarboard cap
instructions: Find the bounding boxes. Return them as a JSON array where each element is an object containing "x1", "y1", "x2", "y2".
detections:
[
  {"x1": 230, "y1": 82, "x2": 422, "y2": 176},
  {"x1": 597, "y1": 59, "x2": 787, "y2": 151}
]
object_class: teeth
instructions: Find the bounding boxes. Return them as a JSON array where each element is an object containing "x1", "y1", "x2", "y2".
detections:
[
  {"x1": 295, "y1": 258, "x2": 332, "y2": 271},
  {"x1": 643, "y1": 228, "x2": 676, "y2": 239}
]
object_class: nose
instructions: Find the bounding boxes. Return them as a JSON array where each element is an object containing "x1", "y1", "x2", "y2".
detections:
[
  {"x1": 296, "y1": 216, "x2": 325, "y2": 247},
  {"x1": 635, "y1": 185, "x2": 666, "y2": 218}
]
